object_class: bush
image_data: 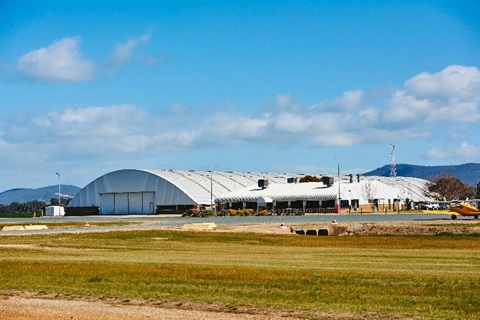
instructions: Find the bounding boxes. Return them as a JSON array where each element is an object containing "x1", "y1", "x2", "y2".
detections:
[
  {"x1": 237, "y1": 210, "x2": 245, "y2": 216},
  {"x1": 201, "y1": 210, "x2": 215, "y2": 217},
  {"x1": 182, "y1": 209, "x2": 194, "y2": 217},
  {"x1": 258, "y1": 210, "x2": 269, "y2": 216},
  {"x1": 228, "y1": 209, "x2": 237, "y2": 216},
  {"x1": 244, "y1": 209, "x2": 254, "y2": 216},
  {"x1": 217, "y1": 210, "x2": 230, "y2": 217}
]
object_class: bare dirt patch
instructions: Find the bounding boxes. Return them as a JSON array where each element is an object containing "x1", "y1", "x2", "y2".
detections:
[
  {"x1": 0, "y1": 291, "x2": 357, "y2": 320},
  {"x1": 187, "y1": 219, "x2": 480, "y2": 236}
]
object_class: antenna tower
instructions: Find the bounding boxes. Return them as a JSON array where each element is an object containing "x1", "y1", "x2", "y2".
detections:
[{"x1": 389, "y1": 144, "x2": 397, "y2": 178}]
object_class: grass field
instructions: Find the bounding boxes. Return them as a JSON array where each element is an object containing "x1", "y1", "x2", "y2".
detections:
[
  {"x1": 0, "y1": 230, "x2": 479, "y2": 319},
  {"x1": 0, "y1": 221, "x2": 139, "y2": 229}
]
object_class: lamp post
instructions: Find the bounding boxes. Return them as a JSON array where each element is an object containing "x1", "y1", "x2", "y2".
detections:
[
  {"x1": 210, "y1": 166, "x2": 214, "y2": 212},
  {"x1": 335, "y1": 158, "x2": 341, "y2": 213},
  {"x1": 55, "y1": 172, "x2": 61, "y2": 206}
]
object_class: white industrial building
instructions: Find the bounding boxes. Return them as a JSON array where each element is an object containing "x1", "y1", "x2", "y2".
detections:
[
  {"x1": 67, "y1": 169, "x2": 435, "y2": 215},
  {"x1": 216, "y1": 175, "x2": 435, "y2": 214},
  {"x1": 67, "y1": 169, "x2": 305, "y2": 215}
]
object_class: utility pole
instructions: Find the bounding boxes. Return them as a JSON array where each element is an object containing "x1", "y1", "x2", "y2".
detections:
[
  {"x1": 210, "y1": 166, "x2": 213, "y2": 212},
  {"x1": 336, "y1": 158, "x2": 341, "y2": 213},
  {"x1": 55, "y1": 172, "x2": 61, "y2": 206}
]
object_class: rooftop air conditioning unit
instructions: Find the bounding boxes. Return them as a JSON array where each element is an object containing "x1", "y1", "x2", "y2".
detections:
[
  {"x1": 322, "y1": 176, "x2": 334, "y2": 187},
  {"x1": 287, "y1": 177, "x2": 296, "y2": 184},
  {"x1": 258, "y1": 179, "x2": 269, "y2": 189}
]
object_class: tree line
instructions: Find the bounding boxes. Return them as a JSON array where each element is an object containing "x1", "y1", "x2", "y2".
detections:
[{"x1": 0, "y1": 198, "x2": 71, "y2": 214}]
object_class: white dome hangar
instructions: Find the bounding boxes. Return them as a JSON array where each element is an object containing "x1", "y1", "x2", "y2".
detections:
[{"x1": 67, "y1": 169, "x2": 303, "y2": 215}]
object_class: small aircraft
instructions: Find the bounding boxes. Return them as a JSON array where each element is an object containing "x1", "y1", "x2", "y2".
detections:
[{"x1": 449, "y1": 200, "x2": 480, "y2": 220}]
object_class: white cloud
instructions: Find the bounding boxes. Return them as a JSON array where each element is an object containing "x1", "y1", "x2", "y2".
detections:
[
  {"x1": 270, "y1": 94, "x2": 304, "y2": 114},
  {"x1": 425, "y1": 142, "x2": 480, "y2": 160},
  {"x1": 105, "y1": 31, "x2": 152, "y2": 74},
  {"x1": 275, "y1": 94, "x2": 292, "y2": 108},
  {"x1": 333, "y1": 90, "x2": 364, "y2": 109},
  {"x1": 313, "y1": 90, "x2": 364, "y2": 112},
  {"x1": 358, "y1": 108, "x2": 379, "y2": 124},
  {"x1": 196, "y1": 113, "x2": 270, "y2": 145},
  {"x1": 405, "y1": 65, "x2": 480, "y2": 100},
  {"x1": 2, "y1": 65, "x2": 478, "y2": 183},
  {"x1": 311, "y1": 132, "x2": 358, "y2": 147},
  {"x1": 384, "y1": 65, "x2": 480, "y2": 124},
  {"x1": 273, "y1": 113, "x2": 311, "y2": 133},
  {"x1": 17, "y1": 37, "x2": 95, "y2": 82},
  {"x1": 384, "y1": 91, "x2": 431, "y2": 122},
  {"x1": 13, "y1": 31, "x2": 154, "y2": 82}
]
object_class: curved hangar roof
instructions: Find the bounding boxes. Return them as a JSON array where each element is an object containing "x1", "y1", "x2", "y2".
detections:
[{"x1": 68, "y1": 169, "x2": 303, "y2": 214}]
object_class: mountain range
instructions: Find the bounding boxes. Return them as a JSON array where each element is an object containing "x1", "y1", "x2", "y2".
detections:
[
  {"x1": 363, "y1": 162, "x2": 479, "y2": 187},
  {"x1": 1, "y1": 163, "x2": 478, "y2": 204},
  {"x1": 0, "y1": 185, "x2": 81, "y2": 205}
]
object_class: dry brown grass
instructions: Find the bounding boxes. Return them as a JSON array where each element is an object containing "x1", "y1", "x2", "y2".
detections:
[{"x1": 0, "y1": 229, "x2": 479, "y2": 319}]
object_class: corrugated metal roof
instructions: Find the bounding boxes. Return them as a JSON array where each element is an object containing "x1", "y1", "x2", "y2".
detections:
[
  {"x1": 216, "y1": 176, "x2": 435, "y2": 204},
  {"x1": 70, "y1": 168, "x2": 436, "y2": 211},
  {"x1": 145, "y1": 169, "x2": 306, "y2": 204},
  {"x1": 217, "y1": 183, "x2": 335, "y2": 202}
]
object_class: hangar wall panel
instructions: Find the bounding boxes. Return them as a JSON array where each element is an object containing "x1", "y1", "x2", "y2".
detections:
[
  {"x1": 100, "y1": 193, "x2": 114, "y2": 215},
  {"x1": 115, "y1": 193, "x2": 128, "y2": 215},
  {"x1": 143, "y1": 192, "x2": 155, "y2": 214},
  {"x1": 128, "y1": 192, "x2": 142, "y2": 214}
]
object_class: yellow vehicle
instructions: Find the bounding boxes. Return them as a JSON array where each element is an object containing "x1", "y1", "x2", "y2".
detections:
[{"x1": 450, "y1": 201, "x2": 480, "y2": 219}]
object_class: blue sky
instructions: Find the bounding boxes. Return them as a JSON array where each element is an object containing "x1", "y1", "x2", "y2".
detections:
[{"x1": 1, "y1": 0, "x2": 479, "y2": 192}]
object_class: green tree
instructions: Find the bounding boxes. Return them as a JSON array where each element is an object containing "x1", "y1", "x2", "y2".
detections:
[
  {"x1": 0, "y1": 200, "x2": 46, "y2": 214},
  {"x1": 475, "y1": 181, "x2": 480, "y2": 199}
]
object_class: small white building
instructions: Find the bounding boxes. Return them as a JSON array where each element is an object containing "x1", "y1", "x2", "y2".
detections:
[{"x1": 45, "y1": 206, "x2": 65, "y2": 216}]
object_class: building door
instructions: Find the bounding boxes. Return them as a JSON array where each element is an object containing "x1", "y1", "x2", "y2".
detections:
[
  {"x1": 128, "y1": 192, "x2": 143, "y2": 214},
  {"x1": 100, "y1": 192, "x2": 155, "y2": 215},
  {"x1": 114, "y1": 193, "x2": 129, "y2": 215},
  {"x1": 100, "y1": 193, "x2": 115, "y2": 214},
  {"x1": 142, "y1": 192, "x2": 155, "y2": 214}
]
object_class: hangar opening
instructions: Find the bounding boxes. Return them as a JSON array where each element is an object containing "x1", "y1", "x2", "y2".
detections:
[{"x1": 100, "y1": 192, "x2": 155, "y2": 215}]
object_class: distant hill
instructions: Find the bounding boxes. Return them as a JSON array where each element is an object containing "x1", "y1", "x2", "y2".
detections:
[
  {"x1": 0, "y1": 185, "x2": 81, "y2": 205},
  {"x1": 364, "y1": 163, "x2": 480, "y2": 186}
]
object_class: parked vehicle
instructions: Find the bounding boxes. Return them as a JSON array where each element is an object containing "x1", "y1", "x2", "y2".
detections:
[{"x1": 423, "y1": 203, "x2": 439, "y2": 210}]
